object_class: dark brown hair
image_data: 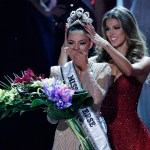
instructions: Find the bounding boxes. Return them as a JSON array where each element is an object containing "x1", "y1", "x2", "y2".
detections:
[{"x1": 96, "y1": 6, "x2": 147, "y2": 63}]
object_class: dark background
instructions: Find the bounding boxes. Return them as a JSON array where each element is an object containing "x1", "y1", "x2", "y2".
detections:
[
  {"x1": 0, "y1": 0, "x2": 118, "y2": 149},
  {"x1": 0, "y1": 0, "x2": 58, "y2": 149},
  {"x1": 0, "y1": 0, "x2": 96, "y2": 149}
]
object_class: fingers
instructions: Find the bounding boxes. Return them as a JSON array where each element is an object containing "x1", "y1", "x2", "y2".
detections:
[
  {"x1": 88, "y1": 24, "x2": 96, "y2": 35},
  {"x1": 81, "y1": 50, "x2": 87, "y2": 56},
  {"x1": 65, "y1": 23, "x2": 69, "y2": 29},
  {"x1": 66, "y1": 49, "x2": 87, "y2": 64},
  {"x1": 85, "y1": 24, "x2": 96, "y2": 34},
  {"x1": 65, "y1": 48, "x2": 77, "y2": 60},
  {"x1": 84, "y1": 24, "x2": 96, "y2": 42},
  {"x1": 64, "y1": 46, "x2": 69, "y2": 52},
  {"x1": 65, "y1": 48, "x2": 88, "y2": 70}
]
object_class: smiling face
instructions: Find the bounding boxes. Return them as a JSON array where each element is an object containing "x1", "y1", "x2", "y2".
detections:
[
  {"x1": 67, "y1": 30, "x2": 93, "y2": 54},
  {"x1": 105, "y1": 18, "x2": 128, "y2": 52}
]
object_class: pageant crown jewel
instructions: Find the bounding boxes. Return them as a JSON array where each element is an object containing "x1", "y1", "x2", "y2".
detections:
[{"x1": 67, "y1": 8, "x2": 93, "y2": 27}]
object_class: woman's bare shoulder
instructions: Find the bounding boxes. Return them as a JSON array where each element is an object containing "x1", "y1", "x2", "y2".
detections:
[{"x1": 138, "y1": 56, "x2": 150, "y2": 68}]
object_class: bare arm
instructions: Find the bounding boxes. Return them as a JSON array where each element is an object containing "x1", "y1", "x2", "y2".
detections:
[
  {"x1": 85, "y1": 24, "x2": 150, "y2": 83},
  {"x1": 58, "y1": 46, "x2": 69, "y2": 66},
  {"x1": 104, "y1": 44, "x2": 150, "y2": 82}
]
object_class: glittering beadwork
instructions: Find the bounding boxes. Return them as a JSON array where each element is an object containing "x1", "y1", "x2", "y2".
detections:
[
  {"x1": 101, "y1": 74, "x2": 150, "y2": 150},
  {"x1": 50, "y1": 61, "x2": 111, "y2": 150}
]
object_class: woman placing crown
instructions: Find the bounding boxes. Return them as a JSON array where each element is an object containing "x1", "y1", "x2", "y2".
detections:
[
  {"x1": 47, "y1": 8, "x2": 112, "y2": 150},
  {"x1": 58, "y1": 6, "x2": 150, "y2": 150}
]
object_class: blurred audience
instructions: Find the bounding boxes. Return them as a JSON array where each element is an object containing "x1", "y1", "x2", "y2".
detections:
[{"x1": 94, "y1": 0, "x2": 116, "y2": 35}]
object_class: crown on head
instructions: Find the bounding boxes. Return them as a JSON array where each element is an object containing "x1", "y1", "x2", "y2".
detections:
[{"x1": 67, "y1": 8, "x2": 93, "y2": 27}]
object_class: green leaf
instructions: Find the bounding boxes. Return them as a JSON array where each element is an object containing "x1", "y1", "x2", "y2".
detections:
[
  {"x1": 0, "y1": 81, "x2": 11, "y2": 90},
  {"x1": 0, "y1": 109, "x2": 11, "y2": 120},
  {"x1": 20, "y1": 110, "x2": 26, "y2": 116},
  {"x1": 71, "y1": 90, "x2": 93, "y2": 112},
  {"x1": 0, "y1": 103, "x2": 7, "y2": 111},
  {"x1": 30, "y1": 99, "x2": 47, "y2": 108}
]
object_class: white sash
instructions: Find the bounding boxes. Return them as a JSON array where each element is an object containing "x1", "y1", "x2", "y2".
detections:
[{"x1": 60, "y1": 61, "x2": 111, "y2": 150}]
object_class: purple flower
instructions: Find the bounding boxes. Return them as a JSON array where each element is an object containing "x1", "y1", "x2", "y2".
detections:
[
  {"x1": 59, "y1": 86, "x2": 74, "y2": 102},
  {"x1": 42, "y1": 78, "x2": 75, "y2": 109}
]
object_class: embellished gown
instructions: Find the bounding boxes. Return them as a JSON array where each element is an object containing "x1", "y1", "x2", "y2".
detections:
[
  {"x1": 49, "y1": 61, "x2": 111, "y2": 150},
  {"x1": 101, "y1": 74, "x2": 150, "y2": 150}
]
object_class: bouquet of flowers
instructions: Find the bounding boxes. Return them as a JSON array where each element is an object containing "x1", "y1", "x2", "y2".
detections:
[{"x1": 0, "y1": 68, "x2": 94, "y2": 150}]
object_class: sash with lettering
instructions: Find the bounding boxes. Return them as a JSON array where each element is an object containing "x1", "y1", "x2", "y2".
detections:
[{"x1": 60, "y1": 61, "x2": 111, "y2": 150}]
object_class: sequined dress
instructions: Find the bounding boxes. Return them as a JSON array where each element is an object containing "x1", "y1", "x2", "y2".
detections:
[{"x1": 101, "y1": 74, "x2": 150, "y2": 150}]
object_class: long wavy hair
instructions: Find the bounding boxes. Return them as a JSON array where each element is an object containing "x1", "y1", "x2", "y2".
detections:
[{"x1": 96, "y1": 6, "x2": 148, "y2": 63}]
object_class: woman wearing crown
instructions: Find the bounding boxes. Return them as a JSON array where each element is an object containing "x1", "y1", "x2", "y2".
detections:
[{"x1": 47, "y1": 8, "x2": 112, "y2": 150}]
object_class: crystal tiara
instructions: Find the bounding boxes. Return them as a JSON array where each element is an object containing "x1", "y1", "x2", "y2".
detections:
[{"x1": 67, "y1": 8, "x2": 93, "y2": 27}]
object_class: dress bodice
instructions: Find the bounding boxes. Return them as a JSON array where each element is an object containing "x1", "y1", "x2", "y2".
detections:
[
  {"x1": 101, "y1": 74, "x2": 142, "y2": 124},
  {"x1": 50, "y1": 61, "x2": 111, "y2": 150},
  {"x1": 101, "y1": 74, "x2": 150, "y2": 150}
]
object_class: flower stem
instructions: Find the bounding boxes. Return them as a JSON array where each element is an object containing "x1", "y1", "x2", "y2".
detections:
[{"x1": 67, "y1": 117, "x2": 95, "y2": 150}]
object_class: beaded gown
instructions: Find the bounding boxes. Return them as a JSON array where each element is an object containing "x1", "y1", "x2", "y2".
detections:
[
  {"x1": 101, "y1": 74, "x2": 150, "y2": 150},
  {"x1": 49, "y1": 61, "x2": 111, "y2": 150}
]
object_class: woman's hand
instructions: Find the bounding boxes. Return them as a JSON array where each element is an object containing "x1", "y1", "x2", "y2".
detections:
[
  {"x1": 84, "y1": 24, "x2": 109, "y2": 49},
  {"x1": 65, "y1": 48, "x2": 88, "y2": 71}
]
